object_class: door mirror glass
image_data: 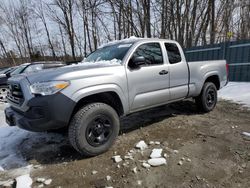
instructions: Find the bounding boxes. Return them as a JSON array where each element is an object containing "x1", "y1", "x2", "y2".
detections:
[
  {"x1": 129, "y1": 56, "x2": 146, "y2": 68},
  {"x1": 133, "y1": 56, "x2": 146, "y2": 65}
]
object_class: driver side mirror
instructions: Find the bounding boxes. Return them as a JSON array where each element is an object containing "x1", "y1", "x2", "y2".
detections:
[
  {"x1": 129, "y1": 56, "x2": 146, "y2": 69},
  {"x1": 5, "y1": 72, "x2": 11, "y2": 78}
]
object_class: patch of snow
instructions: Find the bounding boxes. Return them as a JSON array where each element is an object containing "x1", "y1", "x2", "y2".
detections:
[
  {"x1": 163, "y1": 153, "x2": 168, "y2": 158},
  {"x1": 0, "y1": 103, "x2": 9, "y2": 128},
  {"x1": 242, "y1": 132, "x2": 250, "y2": 137},
  {"x1": 173, "y1": 150, "x2": 179, "y2": 154},
  {"x1": 142, "y1": 162, "x2": 151, "y2": 169},
  {"x1": 241, "y1": 163, "x2": 247, "y2": 169},
  {"x1": 242, "y1": 132, "x2": 250, "y2": 140},
  {"x1": 0, "y1": 127, "x2": 30, "y2": 170},
  {"x1": 155, "y1": 141, "x2": 160, "y2": 145},
  {"x1": 149, "y1": 141, "x2": 155, "y2": 145},
  {"x1": 92, "y1": 170, "x2": 98, "y2": 175},
  {"x1": 149, "y1": 141, "x2": 161, "y2": 145},
  {"x1": 98, "y1": 36, "x2": 141, "y2": 49},
  {"x1": 150, "y1": 149, "x2": 163, "y2": 158},
  {"x1": 132, "y1": 167, "x2": 137, "y2": 174},
  {"x1": 137, "y1": 180, "x2": 142, "y2": 185},
  {"x1": 124, "y1": 155, "x2": 133, "y2": 160},
  {"x1": 218, "y1": 82, "x2": 250, "y2": 108},
  {"x1": 36, "y1": 178, "x2": 46, "y2": 183},
  {"x1": 148, "y1": 158, "x2": 167, "y2": 166},
  {"x1": 5, "y1": 165, "x2": 33, "y2": 180},
  {"x1": 0, "y1": 179, "x2": 14, "y2": 187},
  {"x1": 0, "y1": 112, "x2": 64, "y2": 171},
  {"x1": 196, "y1": 175, "x2": 202, "y2": 181},
  {"x1": 178, "y1": 161, "x2": 183, "y2": 166},
  {"x1": 106, "y1": 175, "x2": 111, "y2": 181},
  {"x1": 112, "y1": 155, "x2": 123, "y2": 163},
  {"x1": 44, "y1": 179, "x2": 52, "y2": 185},
  {"x1": 122, "y1": 161, "x2": 130, "y2": 167},
  {"x1": 129, "y1": 149, "x2": 135, "y2": 153},
  {"x1": 33, "y1": 165, "x2": 43, "y2": 169},
  {"x1": 83, "y1": 58, "x2": 122, "y2": 65},
  {"x1": 16, "y1": 174, "x2": 32, "y2": 188},
  {"x1": 135, "y1": 140, "x2": 148, "y2": 150},
  {"x1": 0, "y1": 166, "x2": 4, "y2": 171}
]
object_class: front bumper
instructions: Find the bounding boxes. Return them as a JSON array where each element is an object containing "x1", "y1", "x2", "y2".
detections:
[
  {"x1": 5, "y1": 106, "x2": 60, "y2": 131},
  {"x1": 5, "y1": 93, "x2": 75, "y2": 132}
]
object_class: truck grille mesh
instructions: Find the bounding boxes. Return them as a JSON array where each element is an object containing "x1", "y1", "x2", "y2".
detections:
[{"x1": 7, "y1": 83, "x2": 24, "y2": 105}]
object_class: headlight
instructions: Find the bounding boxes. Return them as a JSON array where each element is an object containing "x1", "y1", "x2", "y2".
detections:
[{"x1": 30, "y1": 81, "x2": 70, "y2": 96}]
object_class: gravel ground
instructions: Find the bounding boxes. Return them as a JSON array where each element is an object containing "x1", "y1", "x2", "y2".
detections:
[{"x1": 0, "y1": 100, "x2": 250, "y2": 188}]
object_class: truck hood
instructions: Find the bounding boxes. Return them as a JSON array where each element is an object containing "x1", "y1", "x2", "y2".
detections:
[{"x1": 17, "y1": 63, "x2": 122, "y2": 84}]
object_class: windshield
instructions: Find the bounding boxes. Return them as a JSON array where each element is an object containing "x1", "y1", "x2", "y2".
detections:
[{"x1": 84, "y1": 43, "x2": 133, "y2": 63}]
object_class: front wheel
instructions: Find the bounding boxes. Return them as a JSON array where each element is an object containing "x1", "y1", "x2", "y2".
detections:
[
  {"x1": 68, "y1": 103, "x2": 120, "y2": 156},
  {"x1": 195, "y1": 82, "x2": 217, "y2": 112}
]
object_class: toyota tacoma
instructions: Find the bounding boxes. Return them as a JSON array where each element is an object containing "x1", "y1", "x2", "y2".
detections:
[{"x1": 5, "y1": 38, "x2": 228, "y2": 156}]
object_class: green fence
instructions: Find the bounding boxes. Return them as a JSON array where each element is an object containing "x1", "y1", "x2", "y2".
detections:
[{"x1": 184, "y1": 39, "x2": 250, "y2": 81}]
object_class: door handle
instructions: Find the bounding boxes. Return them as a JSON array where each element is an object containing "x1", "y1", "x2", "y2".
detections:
[{"x1": 159, "y1": 70, "x2": 168, "y2": 75}]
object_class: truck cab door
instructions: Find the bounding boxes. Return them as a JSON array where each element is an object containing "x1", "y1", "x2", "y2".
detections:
[
  {"x1": 164, "y1": 42, "x2": 189, "y2": 100},
  {"x1": 126, "y1": 42, "x2": 170, "y2": 112}
]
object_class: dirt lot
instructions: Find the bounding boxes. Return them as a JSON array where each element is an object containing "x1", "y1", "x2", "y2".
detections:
[{"x1": 1, "y1": 100, "x2": 250, "y2": 188}]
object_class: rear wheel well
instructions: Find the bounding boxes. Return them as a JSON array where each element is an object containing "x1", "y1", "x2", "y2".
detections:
[
  {"x1": 204, "y1": 75, "x2": 220, "y2": 90},
  {"x1": 72, "y1": 92, "x2": 124, "y2": 118}
]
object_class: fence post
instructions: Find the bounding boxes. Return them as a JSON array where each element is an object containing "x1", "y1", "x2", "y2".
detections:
[{"x1": 222, "y1": 41, "x2": 228, "y2": 60}]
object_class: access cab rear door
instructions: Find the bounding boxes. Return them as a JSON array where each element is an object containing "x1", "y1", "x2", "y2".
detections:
[{"x1": 164, "y1": 42, "x2": 189, "y2": 100}]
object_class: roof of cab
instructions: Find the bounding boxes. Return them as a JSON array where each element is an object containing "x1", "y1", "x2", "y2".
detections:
[{"x1": 99, "y1": 37, "x2": 178, "y2": 48}]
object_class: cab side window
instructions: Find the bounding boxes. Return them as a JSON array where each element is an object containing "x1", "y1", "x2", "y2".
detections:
[
  {"x1": 133, "y1": 43, "x2": 163, "y2": 65},
  {"x1": 165, "y1": 43, "x2": 182, "y2": 64}
]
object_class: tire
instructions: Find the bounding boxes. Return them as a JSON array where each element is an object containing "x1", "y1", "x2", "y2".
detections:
[
  {"x1": 68, "y1": 103, "x2": 120, "y2": 156},
  {"x1": 195, "y1": 82, "x2": 217, "y2": 112},
  {"x1": 0, "y1": 86, "x2": 9, "y2": 102}
]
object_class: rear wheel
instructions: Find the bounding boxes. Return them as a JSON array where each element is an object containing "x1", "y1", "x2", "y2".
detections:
[
  {"x1": 0, "y1": 86, "x2": 8, "y2": 102},
  {"x1": 68, "y1": 103, "x2": 120, "y2": 156},
  {"x1": 195, "y1": 82, "x2": 217, "y2": 112}
]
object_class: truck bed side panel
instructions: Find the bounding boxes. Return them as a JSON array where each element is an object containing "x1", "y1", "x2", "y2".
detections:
[{"x1": 188, "y1": 60, "x2": 227, "y2": 97}]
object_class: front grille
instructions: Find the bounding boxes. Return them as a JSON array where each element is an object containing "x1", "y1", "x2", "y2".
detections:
[{"x1": 7, "y1": 83, "x2": 24, "y2": 105}]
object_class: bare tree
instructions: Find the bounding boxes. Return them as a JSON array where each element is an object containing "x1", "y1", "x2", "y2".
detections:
[
  {"x1": 0, "y1": 0, "x2": 250, "y2": 66},
  {"x1": 0, "y1": 2, "x2": 25, "y2": 59},
  {"x1": 48, "y1": 0, "x2": 77, "y2": 60},
  {"x1": 35, "y1": 1, "x2": 56, "y2": 58},
  {"x1": 17, "y1": 0, "x2": 34, "y2": 59}
]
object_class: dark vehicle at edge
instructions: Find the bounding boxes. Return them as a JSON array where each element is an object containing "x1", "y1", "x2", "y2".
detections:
[{"x1": 0, "y1": 61, "x2": 65, "y2": 101}]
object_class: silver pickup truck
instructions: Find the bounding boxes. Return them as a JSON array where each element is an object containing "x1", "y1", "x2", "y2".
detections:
[{"x1": 5, "y1": 38, "x2": 228, "y2": 156}]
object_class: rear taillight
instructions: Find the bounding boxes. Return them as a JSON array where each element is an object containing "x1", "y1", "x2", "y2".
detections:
[{"x1": 226, "y1": 63, "x2": 229, "y2": 79}]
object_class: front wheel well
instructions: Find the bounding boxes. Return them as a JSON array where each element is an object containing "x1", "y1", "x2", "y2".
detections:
[
  {"x1": 204, "y1": 75, "x2": 220, "y2": 90},
  {"x1": 71, "y1": 92, "x2": 124, "y2": 118}
]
